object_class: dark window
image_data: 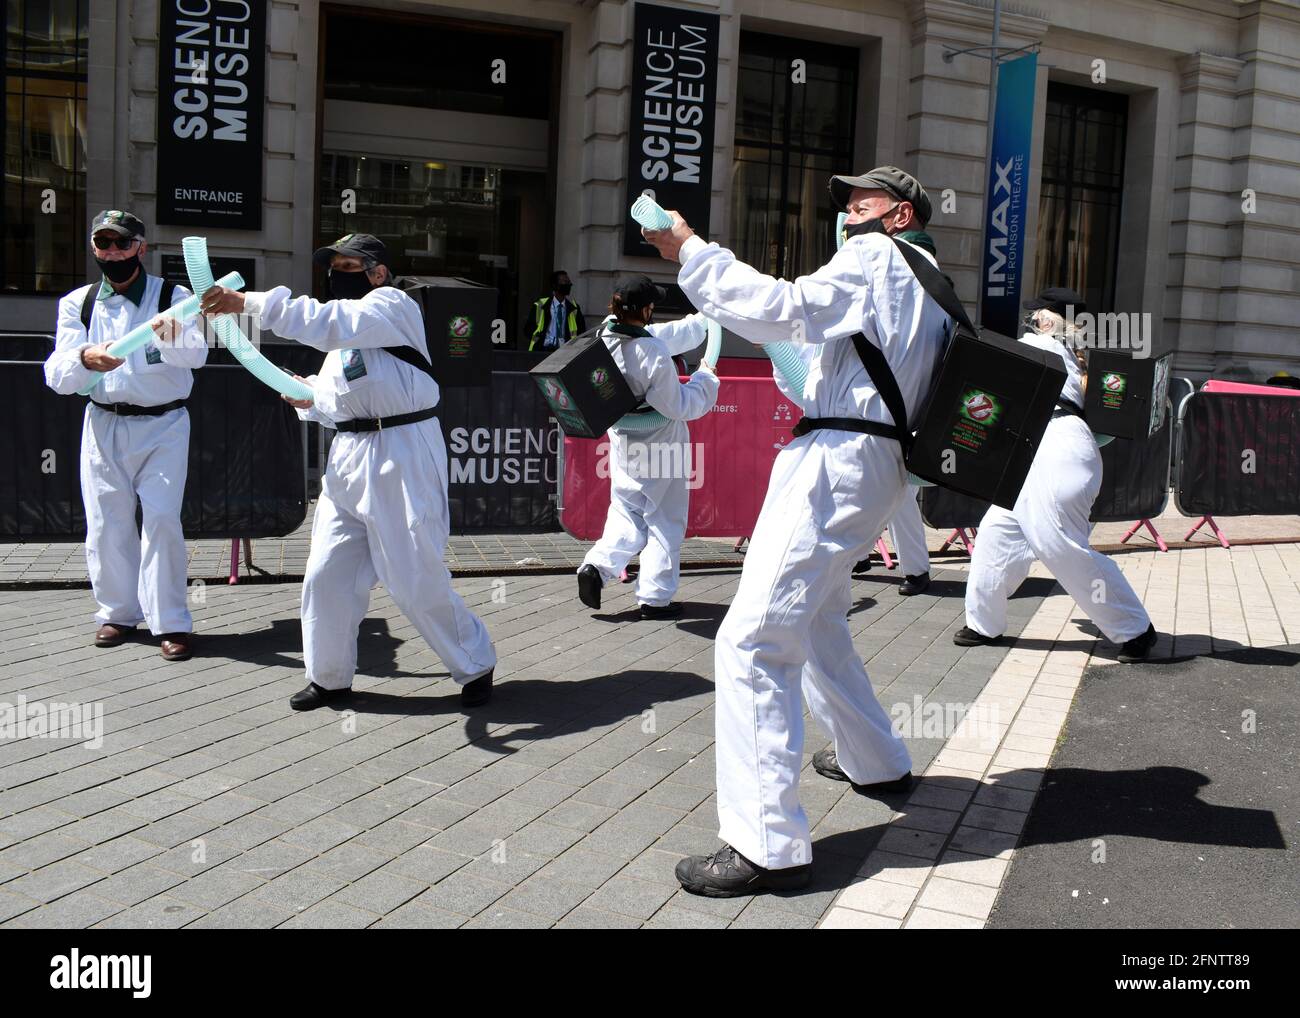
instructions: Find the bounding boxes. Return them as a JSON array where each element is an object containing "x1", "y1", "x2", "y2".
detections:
[
  {"x1": 2, "y1": 0, "x2": 89, "y2": 294},
  {"x1": 1035, "y1": 83, "x2": 1128, "y2": 312},
  {"x1": 732, "y1": 32, "x2": 858, "y2": 279},
  {"x1": 323, "y1": 12, "x2": 554, "y2": 120}
]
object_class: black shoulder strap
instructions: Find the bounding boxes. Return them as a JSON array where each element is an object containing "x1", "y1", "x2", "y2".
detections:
[
  {"x1": 844, "y1": 238, "x2": 975, "y2": 456},
  {"x1": 850, "y1": 332, "x2": 911, "y2": 452},
  {"x1": 157, "y1": 279, "x2": 178, "y2": 315},
  {"x1": 79, "y1": 285, "x2": 96, "y2": 333},
  {"x1": 383, "y1": 343, "x2": 437, "y2": 379}
]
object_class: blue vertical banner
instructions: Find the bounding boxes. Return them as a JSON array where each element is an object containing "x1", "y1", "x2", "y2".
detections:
[{"x1": 980, "y1": 52, "x2": 1037, "y2": 337}]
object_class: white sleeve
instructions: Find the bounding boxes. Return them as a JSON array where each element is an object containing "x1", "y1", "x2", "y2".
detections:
[
  {"x1": 44, "y1": 290, "x2": 98, "y2": 395},
  {"x1": 647, "y1": 312, "x2": 709, "y2": 358},
  {"x1": 292, "y1": 375, "x2": 336, "y2": 428},
  {"x1": 676, "y1": 234, "x2": 873, "y2": 347},
  {"x1": 245, "y1": 286, "x2": 421, "y2": 353},
  {"x1": 770, "y1": 344, "x2": 816, "y2": 410},
  {"x1": 640, "y1": 350, "x2": 720, "y2": 422},
  {"x1": 157, "y1": 283, "x2": 209, "y2": 369}
]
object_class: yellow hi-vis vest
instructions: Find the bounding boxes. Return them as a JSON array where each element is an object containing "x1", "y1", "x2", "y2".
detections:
[{"x1": 529, "y1": 297, "x2": 582, "y2": 351}]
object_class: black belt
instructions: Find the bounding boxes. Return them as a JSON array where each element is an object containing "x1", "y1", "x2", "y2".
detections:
[
  {"x1": 791, "y1": 416, "x2": 904, "y2": 442},
  {"x1": 1052, "y1": 400, "x2": 1086, "y2": 420},
  {"x1": 90, "y1": 398, "x2": 187, "y2": 417},
  {"x1": 336, "y1": 407, "x2": 438, "y2": 433}
]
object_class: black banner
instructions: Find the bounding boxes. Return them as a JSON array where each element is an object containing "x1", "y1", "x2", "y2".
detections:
[
  {"x1": 437, "y1": 372, "x2": 560, "y2": 531},
  {"x1": 1176, "y1": 392, "x2": 1300, "y2": 516},
  {"x1": 156, "y1": 0, "x2": 266, "y2": 229},
  {"x1": 623, "y1": 2, "x2": 719, "y2": 256},
  {"x1": 0, "y1": 363, "x2": 305, "y2": 540}
]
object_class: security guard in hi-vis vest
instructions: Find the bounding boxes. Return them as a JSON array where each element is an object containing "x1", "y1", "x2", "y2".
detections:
[
  {"x1": 526, "y1": 270, "x2": 586, "y2": 351},
  {"x1": 44, "y1": 209, "x2": 207, "y2": 661},
  {"x1": 199, "y1": 233, "x2": 497, "y2": 712}
]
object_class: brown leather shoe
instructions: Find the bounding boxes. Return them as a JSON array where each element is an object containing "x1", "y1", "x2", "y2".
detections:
[
  {"x1": 160, "y1": 633, "x2": 193, "y2": 661},
  {"x1": 94, "y1": 623, "x2": 134, "y2": 648}
]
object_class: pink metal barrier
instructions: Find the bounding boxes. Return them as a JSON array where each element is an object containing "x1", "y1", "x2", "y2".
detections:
[{"x1": 560, "y1": 374, "x2": 801, "y2": 539}]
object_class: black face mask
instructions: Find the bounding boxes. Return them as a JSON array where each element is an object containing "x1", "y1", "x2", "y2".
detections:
[
  {"x1": 840, "y1": 204, "x2": 900, "y2": 246},
  {"x1": 97, "y1": 253, "x2": 141, "y2": 284},
  {"x1": 329, "y1": 267, "x2": 374, "y2": 300},
  {"x1": 555, "y1": 283, "x2": 572, "y2": 297}
]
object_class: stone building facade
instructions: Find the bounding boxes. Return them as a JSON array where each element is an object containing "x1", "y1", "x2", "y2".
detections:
[{"x1": 5, "y1": 0, "x2": 1297, "y2": 381}]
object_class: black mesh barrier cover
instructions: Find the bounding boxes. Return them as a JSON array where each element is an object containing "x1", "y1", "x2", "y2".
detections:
[
  {"x1": 1089, "y1": 403, "x2": 1172, "y2": 523},
  {"x1": 0, "y1": 362, "x2": 305, "y2": 540},
  {"x1": 1177, "y1": 393, "x2": 1300, "y2": 516},
  {"x1": 920, "y1": 486, "x2": 990, "y2": 530}
]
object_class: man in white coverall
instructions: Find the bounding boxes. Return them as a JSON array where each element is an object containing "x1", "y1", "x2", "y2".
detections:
[
  {"x1": 576, "y1": 275, "x2": 720, "y2": 619},
  {"x1": 44, "y1": 209, "x2": 207, "y2": 661},
  {"x1": 955, "y1": 287, "x2": 1156, "y2": 662},
  {"x1": 199, "y1": 233, "x2": 497, "y2": 711},
  {"x1": 858, "y1": 491, "x2": 931, "y2": 595},
  {"x1": 644, "y1": 167, "x2": 951, "y2": 896}
]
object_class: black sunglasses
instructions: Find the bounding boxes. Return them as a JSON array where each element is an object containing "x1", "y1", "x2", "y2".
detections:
[{"x1": 92, "y1": 235, "x2": 139, "y2": 251}]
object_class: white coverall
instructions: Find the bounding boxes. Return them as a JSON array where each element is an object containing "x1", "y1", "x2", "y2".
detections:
[
  {"x1": 243, "y1": 285, "x2": 496, "y2": 690},
  {"x1": 873, "y1": 490, "x2": 930, "y2": 576},
  {"x1": 676, "y1": 231, "x2": 951, "y2": 870},
  {"x1": 44, "y1": 275, "x2": 207, "y2": 635},
  {"x1": 963, "y1": 333, "x2": 1151, "y2": 644},
  {"x1": 579, "y1": 314, "x2": 720, "y2": 607}
]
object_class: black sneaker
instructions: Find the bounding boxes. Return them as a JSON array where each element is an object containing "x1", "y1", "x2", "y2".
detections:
[
  {"x1": 812, "y1": 748, "x2": 913, "y2": 794},
  {"x1": 675, "y1": 844, "x2": 811, "y2": 898},
  {"x1": 461, "y1": 669, "x2": 493, "y2": 707},
  {"x1": 852, "y1": 557, "x2": 873, "y2": 574},
  {"x1": 953, "y1": 625, "x2": 1000, "y2": 647},
  {"x1": 1117, "y1": 623, "x2": 1157, "y2": 663},
  {"x1": 898, "y1": 572, "x2": 930, "y2": 596},
  {"x1": 289, "y1": 683, "x2": 351, "y2": 711},
  {"x1": 577, "y1": 565, "x2": 602, "y2": 609},
  {"x1": 639, "y1": 602, "x2": 683, "y2": 620}
]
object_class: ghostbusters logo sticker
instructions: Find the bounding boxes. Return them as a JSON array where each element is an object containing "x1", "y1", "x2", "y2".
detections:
[{"x1": 950, "y1": 387, "x2": 1005, "y2": 452}]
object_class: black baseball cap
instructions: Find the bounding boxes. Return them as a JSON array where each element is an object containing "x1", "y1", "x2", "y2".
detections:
[
  {"x1": 313, "y1": 232, "x2": 387, "y2": 268},
  {"x1": 828, "y1": 166, "x2": 932, "y2": 226},
  {"x1": 91, "y1": 209, "x2": 146, "y2": 238},
  {"x1": 1024, "y1": 287, "x2": 1086, "y2": 316},
  {"x1": 613, "y1": 274, "x2": 666, "y2": 310}
]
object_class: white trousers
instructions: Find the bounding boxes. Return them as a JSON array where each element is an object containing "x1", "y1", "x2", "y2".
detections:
[
  {"x1": 80, "y1": 405, "x2": 192, "y2": 635},
  {"x1": 965, "y1": 416, "x2": 1150, "y2": 644},
  {"x1": 581, "y1": 420, "x2": 693, "y2": 607},
  {"x1": 302, "y1": 419, "x2": 496, "y2": 690},
  {"x1": 873, "y1": 489, "x2": 930, "y2": 576},
  {"x1": 714, "y1": 430, "x2": 914, "y2": 870}
]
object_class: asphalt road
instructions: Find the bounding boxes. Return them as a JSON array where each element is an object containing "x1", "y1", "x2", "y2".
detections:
[{"x1": 988, "y1": 645, "x2": 1298, "y2": 929}]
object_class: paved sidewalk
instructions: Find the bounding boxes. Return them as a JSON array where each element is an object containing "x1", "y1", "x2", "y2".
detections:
[
  {"x1": 3, "y1": 501, "x2": 1297, "y2": 585},
  {"x1": 820, "y1": 542, "x2": 1300, "y2": 929},
  {"x1": 0, "y1": 563, "x2": 1050, "y2": 929}
]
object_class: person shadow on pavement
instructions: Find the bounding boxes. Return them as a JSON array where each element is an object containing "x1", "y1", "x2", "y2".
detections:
[
  {"x1": 1013, "y1": 765, "x2": 1286, "y2": 850},
  {"x1": 331, "y1": 668, "x2": 713, "y2": 760},
  {"x1": 192, "y1": 616, "x2": 437, "y2": 680}
]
